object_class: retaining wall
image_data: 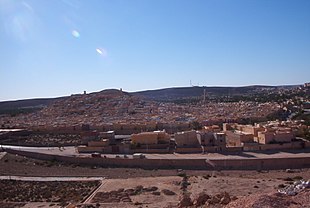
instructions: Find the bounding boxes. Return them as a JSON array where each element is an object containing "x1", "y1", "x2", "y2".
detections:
[{"x1": 4, "y1": 148, "x2": 310, "y2": 170}]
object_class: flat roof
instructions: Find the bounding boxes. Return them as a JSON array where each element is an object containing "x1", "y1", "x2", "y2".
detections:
[{"x1": 0, "y1": 129, "x2": 25, "y2": 132}]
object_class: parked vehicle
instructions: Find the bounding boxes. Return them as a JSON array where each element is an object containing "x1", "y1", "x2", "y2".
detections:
[
  {"x1": 91, "y1": 152, "x2": 101, "y2": 158},
  {"x1": 133, "y1": 153, "x2": 146, "y2": 159}
]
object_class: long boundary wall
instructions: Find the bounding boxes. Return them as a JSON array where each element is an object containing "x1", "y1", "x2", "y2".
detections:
[{"x1": 4, "y1": 148, "x2": 310, "y2": 170}]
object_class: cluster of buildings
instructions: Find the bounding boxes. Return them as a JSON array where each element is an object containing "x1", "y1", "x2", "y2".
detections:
[
  {"x1": 0, "y1": 90, "x2": 280, "y2": 135},
  {"x1": 223, "y1": 121, "x2": 308, "y2": 151},
  {"x1": 77, "y1": 120, "x2": 310, "y2": 154}
]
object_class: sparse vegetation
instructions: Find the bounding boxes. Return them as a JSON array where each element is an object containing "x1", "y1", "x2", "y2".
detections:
[
  {"x1": 0, "y1": 180, "x2": 100, "y2": 203},
  {"x1": 0, "y1": 132, "x2": 82, "y2": 146}
]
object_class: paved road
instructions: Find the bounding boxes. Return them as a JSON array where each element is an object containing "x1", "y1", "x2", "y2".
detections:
[
  {"x1": 0, "y1": 176, "x2": 104, "y2": 181},
  {"x1": 0, "y1": 144, "x2": 77, "y2": 156},
  {"x1": 2, "y1": 144, "x2": 310, "y2": 160},
  {"x1": 0, "y1": 145, "x2": 52, "y2": 150},
  {"x1": 0, "y1": 152, "x2": 6, "y2": 160}
]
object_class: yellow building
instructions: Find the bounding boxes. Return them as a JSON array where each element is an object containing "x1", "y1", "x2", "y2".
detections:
[
  {"x1": 154, "y1": 130, "x2": 171, "y2": 144},
  {"x1": 241, "y1": 125, "x2": 265, "y2": 137},
  {"x1": 131, "y1": 130, "x2": 171, "y2": 145},
  {"x1": 131, "y1": 132, "x2": 158, "y2": 145},
  {"x1": 257, "y1": 130, "x2": 294, "y2": 144}
]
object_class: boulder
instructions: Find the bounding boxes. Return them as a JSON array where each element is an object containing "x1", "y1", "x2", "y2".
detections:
[
  {"x1": 162, "y1": 189, "x2": 176, "y2": 196},
  {"x1": 135, "y1": 185, "x2": 144, "y2": 191},
  {"x1": 193, "y1": 192, "x2": 210, "y2": 206},
  {"x1": 220, "y1": 192, "x2": 231, "y2": 205},
  {"x1": 207, "y1": 196, "x2": 220, "y2": 204},
  {"x1": 144, "y1": 186, "x2": 158, "y2": 192},
  {"x1": 117, "y1": 188, "x2": 124, "y2": 192},
  {"x1": 152, "y1": 191, "x2": 161, "y2": 195},
  {"x1": 231, "y1": 196, "x2": 238, "y2": 201},
  {"x1": 178, "y1": 194, "x2": 193, "y2": 207},
  {"x1": 125, "y1": 188, "x2": 135, "y2": 195}
]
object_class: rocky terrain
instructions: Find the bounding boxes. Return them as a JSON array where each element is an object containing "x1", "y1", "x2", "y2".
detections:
[
  {"x1": 0, "y1": 89, "x2": 280, "y2": 129},
  {"x1": 1, "y1": 84, "x2": 308, "y2": 131},
  {"x1": 0, "y1": 132, "x2": 82, "y2": 146},
  {"x1": 1, "y1": 153, "x2": 310, "y2": 207},
  {"x1": 0, "y1": 180, "x2": 99, "y2": 207},
  {"x1": 226, "y1": 190, "x2": 310, "y2": 208}
]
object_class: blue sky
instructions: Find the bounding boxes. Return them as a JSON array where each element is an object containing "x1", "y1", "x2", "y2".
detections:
[{"x1": 0, "y1": 0, "x2": 309, "y2": 101}]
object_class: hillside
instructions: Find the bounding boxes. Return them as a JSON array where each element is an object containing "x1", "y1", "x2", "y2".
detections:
[
  {"x1": 133, "y1": 85, "x2": 298, "y2": 101},
  {"x1": 39, "y1": 89, "x2": 135, "y2": 119},
  {"x1": 0, "y1": 98, "x2": 61, "y2": 116},
  {"x1": 0, "y1": 88, "x2": 280, "y2": 129},
  {"x1": 0, "y1": 85, "x2": 299, "y2": 116},
  {"x1": 0, "y1": 98, "x2": 55, "y2": 109}
]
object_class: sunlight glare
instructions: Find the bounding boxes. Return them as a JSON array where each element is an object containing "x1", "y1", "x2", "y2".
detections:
[
  {"x1": 96, "y1": 48, "x2": 107, "y2": 57},
  {"x1": 71, "y1": 30, "x2": 80, "y2": 38}
]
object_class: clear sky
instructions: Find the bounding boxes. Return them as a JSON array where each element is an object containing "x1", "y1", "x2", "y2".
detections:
[{"x1": 1, "y1": 0, "x2": 310, "y2": 101}]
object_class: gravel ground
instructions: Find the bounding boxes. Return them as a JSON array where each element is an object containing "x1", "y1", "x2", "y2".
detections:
[
  {"x1": 226, "y1": 189, "x2": 310, "y2": 208},
  {"x1": 0, "y1": 180, "x2": 100, "y2": 204},
  {"x1": 0, "y1": 133, "x2": 82, "y2": 146},
  {"x1": 0, "y1": 153, "x2": 178, "y2": 178},
  {"x1": 1, "y1": 153, "x2": 310, "y2": 180},
  {"x1": 1, "y1": 153, "x2": 310, "y2": 207}
]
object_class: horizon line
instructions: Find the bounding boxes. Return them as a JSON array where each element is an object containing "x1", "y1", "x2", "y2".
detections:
[{"x1": 0, "y1": 83, "x2": 305, "y2": 102}]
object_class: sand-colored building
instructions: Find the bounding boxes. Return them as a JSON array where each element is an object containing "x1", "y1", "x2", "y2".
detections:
[
  {"x1": 131, "y1": 130, "x2": 171, "y2": 145},
  {"x1": 197, "y1": 132, "x2": 226, "y2": 147},
  {"x1": 202, "y1": 125, "x2": 221, "y2": 133},
  {"x1": 224, "y1": 122, "x2": 297, "y2": 147},
  {"x1": 87, "y1": 139, "x2": 110, "y2": 147},
  {"x1": 225, "y1": 131, "x2": 254, "y2": 147},
  {"x1": 241, "y1": 125, "x2": 265, "y2": 137},
  {"x1": 214, "y1": 132, "x2": 226, "y2": 147},
  {"x1": 131, "y1": 132, "x2": 159, "y2": 145},
  {"x1": 257, "y1": 130, "x2": 294, "y2": 144},
  {"x1": 154, "y1": 130, "x2": 171, "y2": 144},
  {"x1": 174, "y1": 130, "x2": 199, "y2": 147},
  {"x1": 223, "y1": 123, "x2": 234, "y2": 132},
  {"x1": 223, "y1": 123, "x2": 264, "y2": 137}
]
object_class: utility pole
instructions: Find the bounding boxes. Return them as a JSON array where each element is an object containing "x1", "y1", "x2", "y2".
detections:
[{"x1": 203, "y1": 89, "x2": 206, "y2": 104}]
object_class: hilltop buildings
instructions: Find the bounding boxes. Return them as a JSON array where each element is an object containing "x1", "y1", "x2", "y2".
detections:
[
  {"x1": 76, "y1": 119, "x2": 309, "y2": 154},
  {"x1": 0, "y1": 89, "x2": 281, "y2": 134},
  {"x1": 224, "y1": 121, "x2": 309, "y2": 151}
]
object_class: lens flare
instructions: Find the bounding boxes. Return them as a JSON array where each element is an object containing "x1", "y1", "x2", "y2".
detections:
[
  {"x1": 96, "y1": 48, "x2": 107, "y2": 57},
  {"x1": 71, "y1": 30, "x2": 80, "y2": 38}
]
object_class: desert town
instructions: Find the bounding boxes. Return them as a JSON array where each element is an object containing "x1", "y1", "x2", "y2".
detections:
[
  {"x1": 0, "y1": 89, "x2": 281, "y2": 131},
  {"x1": 1, "y1": 119, "x2": 310, "y2": 208},
  {"x1": 2, "y1": 0, "x2": 310, "y2": 206},
  {"x1": 73, "y1": 119, "x2": 310, "y2": 155},
  {"x1": 0, "y1": 84, "x2": 310, "y2": 208}
]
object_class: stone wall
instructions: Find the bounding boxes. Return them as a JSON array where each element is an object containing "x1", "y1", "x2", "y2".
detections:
[
  {"x1": 243, "y1": 141, "x2": 306, "y2": 151},
  {"x1": 4, "y1": 148, "x2": 310, "y2": 170}
]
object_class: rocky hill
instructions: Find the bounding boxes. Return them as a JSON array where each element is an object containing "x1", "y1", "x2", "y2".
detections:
[
  {"x1": 39, "y1": 89, "x2": 142, "y2": 118},
  {"x1": 0, "y1": 85, "x2": 299, "y2": 115},
  {"x1": 133, "y1": 85, "x2": 277, "y2": 101},
  {"x1": 0, "y1": 88, "x2": 280, "y2": 129}
]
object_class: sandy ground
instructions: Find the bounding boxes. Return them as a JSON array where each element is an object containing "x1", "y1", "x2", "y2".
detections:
[
  {"x1": 0, "y1": 153, "x2": 179, "y2": 178},
  {"x1": 1, "y1": 153, "x2": 310, "y2": 208},
  {"x1": 1, "y1": 153, "x2": 310, "y2": 179},
  {"x1": 88, "y1": 176, "x2": 182, "y2": 208},
  {"x1": 83, "y1": 174, "x2": 309, "y2": 207}
]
